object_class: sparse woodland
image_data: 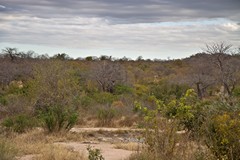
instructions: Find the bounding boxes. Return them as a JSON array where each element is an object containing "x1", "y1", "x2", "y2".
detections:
[{"x1": 0, "y1": 42, "x2": 240, "y2": 160}]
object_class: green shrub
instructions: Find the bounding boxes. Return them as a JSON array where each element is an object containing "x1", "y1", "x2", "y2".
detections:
[
  {"x1": 93, "y1": 92, "x2": 116, "y2": 104},
  {"x1": 0, "y1": 96, "x2": 7, "y2": 105},
  {"x1": 0, "y1": 139, "x2": 17, "y2": 160},
  {"x1": 80, "y1": 96, "x2": 94, "y2": 108},
  {"x1": 202, "y1": 108, "x2": 240, "y2": 160},
  {"x1": 2, "y1": 114, "x2": 36, "y2": 133},
  {"x1": 97, "y1": 108, "x2": 117, "y2": 126},
  {"x1": 87, "y1": 145, "x2": 104, "y2": 160},
  {"x1": 39, "y1": 105, "x2": 78, "y2": 133},
  {"x1": 149, "y1": 81, "x2": 190, "y2": 102},
  {"x1": 113, "y1": 85, "x2": 132, "y2": 95}
]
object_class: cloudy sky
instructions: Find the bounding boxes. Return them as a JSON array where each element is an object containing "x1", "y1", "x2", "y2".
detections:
[{"x1": 0, "y1": 0, "x2": 239, "y2": 59}]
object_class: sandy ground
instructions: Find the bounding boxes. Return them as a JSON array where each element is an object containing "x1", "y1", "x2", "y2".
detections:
[
  {"x1": 18, "y1": 127, "x2": 141, "y2": 160},
  {"x1": 70, "y1": 127, "x2": 143, "y2": 133},
  {"x1": 56, "y1": 142, "x2": 134, "y2": 160}
]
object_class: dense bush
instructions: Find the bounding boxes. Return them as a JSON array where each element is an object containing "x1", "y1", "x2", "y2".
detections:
[
  {"x1": 38, "y1": 105, "x2": 78, "y2": 133},
  {"x1": 201, "y1": 102, "x2": 240, "y2": 160},
  {"x1": 2, "y1": 114, "x2": 36, "y2": 133},
  {"x1": 97, "y1": 107, "x2": 117, "y2": 126},
  {"x1": 113, "y1": 84, "x2": 132, "y2": 95}
]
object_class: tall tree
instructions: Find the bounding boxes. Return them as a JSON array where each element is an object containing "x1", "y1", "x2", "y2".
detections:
[{"x1": 203, "y1": 42, "x2": 240, "y2": 96}]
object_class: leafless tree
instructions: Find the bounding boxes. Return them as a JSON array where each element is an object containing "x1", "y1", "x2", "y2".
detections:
[
  {"x1": 203, "y1": 42, "x2": 240, "y2": 96},
  {"x1": 186, "y1": 54, "x2": 215, "y2": 99},
  {"x1": 91, "y1": 60, "x2": 127, "y2": 93}
]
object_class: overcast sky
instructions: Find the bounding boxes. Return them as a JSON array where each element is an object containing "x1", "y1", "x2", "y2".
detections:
[{"x1": 0, "y1": 0, "x2": 239, "y2": 59}]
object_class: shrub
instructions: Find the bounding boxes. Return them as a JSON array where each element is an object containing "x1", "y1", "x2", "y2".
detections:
[
  {"x1": 2, "y1": 114, "x2": 36, "y2": 133},
  {"x1": 80, "y1": 96, "x2": 94, "y2": 109},
  {"x1": 39, "y1": 105, "x2": 78, "y2": 133},
  {"x1": 113, "y1": 85, "x2": 132, "y2": 95},
  {"x1": 97, "y1": 108, "x2": 117, "y2": 126},
  {"x1": 93, "y1": 92, "x2": 116, "y2": 104},
  {"x1": 202, "y1": 110, "x2": 240, "y2": 160},
  {"x1": 87, "y1": 145, "x2": 104, "y2": 160}
]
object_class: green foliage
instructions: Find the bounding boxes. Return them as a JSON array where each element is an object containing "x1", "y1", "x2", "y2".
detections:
[
  {"x1": 233, "y1": 86, "x2": 240, "y2": 97},
  {"x1": 97, "y1": 108, "x2": 117, "y2": 126},
  {"x1": 201, "y1": 102, "x2": 240, "y2": 160},
  {"x1": 0, "y1": 95, "x2": 7, "y2": 105},
  {"x1": 93, "y1": 92, "x2": 116, "y2": 104},
  {"x1": 39, "y1": 105, "x2": 78, "y2": 133},
  {"x1": 149, "y1": 81, "x2": 190, "y2": 102},
  {"x1": 87, "y1": 145, "x2": 104, "y2": 160},
  {"x1": 113, "y1": 84, "x2": 132, "y2": 95},
  {"x1": 134, "y1": 89, "x2": 211, "y2": 160},
  {"x1": 0, "y1": 139, "x2": 17, "y2": 160},
  {"x1": 80, "y1": 95, "x2": 94, "y2": 109},
  {"x1": 2, "y1": 114, "x2": 36, "y2": 133}
]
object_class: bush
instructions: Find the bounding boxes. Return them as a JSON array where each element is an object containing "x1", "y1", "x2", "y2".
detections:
[
  {"x1": 39, "y1": 105, "x2": 78, "y2": 133},
  {"x1": 97, "y1": 108, "x2": 117, "y2": 126},
  {"x1": 113, "y1": 85, "x2": 132, "y2": 95},
  {"x1": 87, "y1": 145, "x2": 104, "y2": 160},
  {"x1": 93, "y1": 92, "x2": 116, "y2": 104},
  {"x1": 202, "y1": 108, "x2": 240, "y2": 160},
  {"x1": 2, "y1": 114, "x2": 36, "y2": 133},
  {"x1": 80, "y1": 96, "x2": 94, "y2": 109}
]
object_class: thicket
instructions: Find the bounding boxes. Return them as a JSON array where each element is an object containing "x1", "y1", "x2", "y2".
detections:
[{"x1": 0, "y1": 43, "x2": 239, "y2": 159}]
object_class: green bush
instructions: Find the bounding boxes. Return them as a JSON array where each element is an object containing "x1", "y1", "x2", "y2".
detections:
[
  {"x1": 87, "y1": 145, "x2": 104, "y2": 160},
  {"x1": 0, "y1": 95, "x2": 7, "y2": 105},
  {"x1": 93, "y1": 92, "x2": 116, "y2": 104},
  {"x1": 201, "y1": 102, "x2": 240, "y2": 160},
  {"x1": 2, "y1": 114, "x2": 36, "y2": 133},
  {"x1": 113, "y1": 84, "x2": 132, "y2": 95},
  {"x1": 80, "y1": 95, "x2": 94, "y2": 108},
  {"x1": 97, "y1": 108, "x2": 117, "y2": 126},
  {"x1": 39, "y1": 105, "x2": 78, "y2": 133},
  {"x1": 149, "y1": 81, "x2": 190, "y2": 102}
]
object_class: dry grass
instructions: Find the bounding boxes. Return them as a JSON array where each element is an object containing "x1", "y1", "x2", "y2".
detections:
[
  {"x1": 34, "y1": 145, "x2": 86, "y2": 160},
  {"x1": 114, "y1": 142, "x2": 143, "y2": 151},
  {"x1": 1, "y1": 128, "x2": 86, "y2": 159}
]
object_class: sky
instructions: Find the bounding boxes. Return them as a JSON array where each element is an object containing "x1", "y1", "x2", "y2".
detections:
[{"x1": 0, "y1": 0, "x2": 239, "y2": 59}]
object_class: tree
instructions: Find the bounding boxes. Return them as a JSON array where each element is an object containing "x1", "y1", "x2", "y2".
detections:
[
  {"x1": 91, "y1": 61, "x2": 127, "y2": 93},
  {"x1": 185, "y1": 53, "x2": 215, "y2": 99},
  {"x1": 203, "y1": 42, "x2": 240, "y2": 96},
  {"x1": 1, "y1": 47, "x2": 18, "y2": 61}
]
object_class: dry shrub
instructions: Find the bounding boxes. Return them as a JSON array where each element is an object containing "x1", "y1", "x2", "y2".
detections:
[
  {"x1": 114, "y1": 142, "x2": 143, "y2": 151},
  {"x1": 0, "y1": 138, "x2": 17, "y2": 160},
  {"x1": 5, "y1": 128, "x2": 84, "y2": 157},
  {"x1": 35, "y1": 145, "x2": 86, "y2": 160}
]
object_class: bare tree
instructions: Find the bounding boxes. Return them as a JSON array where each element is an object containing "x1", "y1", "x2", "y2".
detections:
[
  {"x1": 186, "y1": 54, "x2": 215, "y2": 99},
  {"x1": 203, "y1": 42, "x2": 240, "y2": 96},
  {"x1": 91, "y1": 61, "x2": 127, "y2": 93},
  {"x1": 1, "y1": 47, "x2": 19, "y2": 61}
]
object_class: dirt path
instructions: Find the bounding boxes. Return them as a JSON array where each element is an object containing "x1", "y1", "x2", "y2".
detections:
[
  {"x1": 55, "y1": 142, "x2": 134, "y2": 160},
  {"x1": 70, "y1": 127, "x2": 143, "y2": 133},
  {"x1": 18, "y1": 127, "x2": 141, "y2": 160}
]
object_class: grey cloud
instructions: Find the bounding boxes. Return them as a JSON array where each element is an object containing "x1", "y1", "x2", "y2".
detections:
[{"x1": 0, "y1": 0, "x2": 240, "y2": 23}]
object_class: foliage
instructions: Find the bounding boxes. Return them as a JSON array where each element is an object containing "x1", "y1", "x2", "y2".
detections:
[
  {"x1": 93, "y1": 92, "x2": 116, "y2": 104},
  {"x1": 149, "y1": 81, "x2": 190, "y2": 102},
  {"x1": 113, "y1": 84, "x2": 132, "y2": 95},
  {"x1": 2, "y1": 114, "x2": 36, "y2": 133},
  {"x1": 97, "y1": 107, "x2": 117, "y2": 126},
  {"x1": 134, "y1": 89, "x2": 200, "y2": 160},
  {"x1": 201, "y1": 101, "x2": 240, "y2": 160},
  {"x1": 38, "y1": 105, "x2": 78, "y2": 133},
  {"x1": 87, "y1": 145, "x2": 104, "y2": 160}
]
